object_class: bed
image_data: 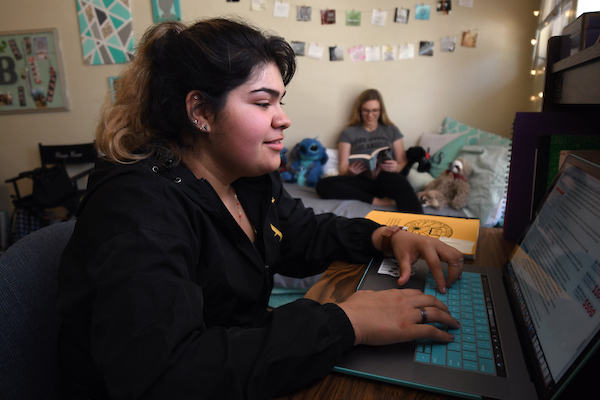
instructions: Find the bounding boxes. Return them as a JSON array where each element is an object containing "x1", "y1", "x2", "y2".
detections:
[
  {"x1": 282, "y1": 182, "x2": 468, "y2": 219},
  {"x1": 270, "y1": 117, "x2": 512, "y2": 306}
]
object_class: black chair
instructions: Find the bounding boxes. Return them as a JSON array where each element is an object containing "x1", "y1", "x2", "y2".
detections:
[
  {"x1": 5, "y1": 143, "x2": 96, "y2": 239},
  {"x1": 0, "y1": 220, "x2": 76, "y2": 400}
]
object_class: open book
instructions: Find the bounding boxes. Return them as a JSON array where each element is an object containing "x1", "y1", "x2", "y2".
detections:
[{"x1": 348, "y1": 146, "x2": 390, "y2": 172}]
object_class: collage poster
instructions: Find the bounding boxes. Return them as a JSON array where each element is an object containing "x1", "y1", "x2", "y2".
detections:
[{"x1": 0, "y1": 29, "x2": 68, "y2": 114}]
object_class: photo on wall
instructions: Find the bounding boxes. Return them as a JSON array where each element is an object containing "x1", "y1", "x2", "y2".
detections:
[
  {"x1": 394, "y1": 8, "x2": 410, "y2": 24},
  {"x1": 290, "y1": 41, "x2": 306, "y2": 56},
  {"x1": 437, "y1": 1, "x2": 452, "y2": 15},
  {"x1": 329, "y1": 46, "x2": 344, "y2": 61},
  {"x1": 320, "y1": 9, "x2": 336, "y2": 24},
  {"x1": 152, "y1": 0, "x2": 181, "y2": 22},
  {"x1": 296, "y1": 6, "x2": 312, "y2": 21},
  {"x1": 415, "y1": 5, "x2": 431, "y2": 20},
  {"x1": 419, "y1": 41, "x2": 435, "y2": 56},
  {"x1": 461, "y1": 31, "x2": 478, "y2": 48},
  {"x1": 346, "y1": 10, "x2": 361, "y2": 26}
]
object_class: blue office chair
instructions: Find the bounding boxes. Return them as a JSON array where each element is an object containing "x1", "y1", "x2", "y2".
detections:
[{"x1": 0, "y1": 220, "x2": 75, "y2": 400}]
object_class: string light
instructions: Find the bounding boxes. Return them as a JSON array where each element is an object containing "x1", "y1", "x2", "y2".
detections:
[
  {"x1": 531, "y1": 38, "x2": 537, "y2": 45},
  {"x1": 533, "y1": 10, "x2": 540, "y2": 16},
  {"x1": 538, "y1": 92, "x2": 544, "y2": 98},
  {"x1": 531, "y1": 69, "x2": 537, "y2": 75}
]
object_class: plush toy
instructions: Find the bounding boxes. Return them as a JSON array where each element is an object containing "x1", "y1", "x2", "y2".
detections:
[
  {"x1": 278, "y1": 147, "x2": 288, "y2": 173},
  {"x1": 280, "y1": 138, "x2": 328, "y2": 188},
  {"x1": 417, "y1": 157, "x2": 472, "y2": 210},
  {"x1": 401, "y1": 146, "x2": 431, "y2": 176}
]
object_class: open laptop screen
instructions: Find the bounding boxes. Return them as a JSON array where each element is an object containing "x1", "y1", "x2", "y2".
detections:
[{"x1": 505, "y1": 155, "x2": 600, "y2": 398}]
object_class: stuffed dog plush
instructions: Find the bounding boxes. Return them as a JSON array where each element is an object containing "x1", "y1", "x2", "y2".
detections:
[{"x1": 417, "y1": 157, "x2": 471, "y2": 210}]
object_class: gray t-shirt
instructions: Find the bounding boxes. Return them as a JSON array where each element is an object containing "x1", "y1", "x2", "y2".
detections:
[{"x1": 339, "y1": 124, "x2": 403, "y2": 156}]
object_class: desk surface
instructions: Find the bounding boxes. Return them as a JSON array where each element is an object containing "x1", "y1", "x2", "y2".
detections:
[{"x1": 274, "y1": 227, "x2": 515, "y2": 400}]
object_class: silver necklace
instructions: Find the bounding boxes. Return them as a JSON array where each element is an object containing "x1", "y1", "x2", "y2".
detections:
[{"x1": 232, "y1": 188, "x2": 242, "y2": 224}]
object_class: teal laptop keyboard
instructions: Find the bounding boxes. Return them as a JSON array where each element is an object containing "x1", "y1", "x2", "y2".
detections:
[{"x1": 415, "y1": 271, "x2": 506, "y2": 377}]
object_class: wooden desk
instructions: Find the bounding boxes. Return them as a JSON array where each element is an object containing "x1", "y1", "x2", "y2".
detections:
[{"x1": 275, "y1": 227, "x2": 515, "y2": 400}]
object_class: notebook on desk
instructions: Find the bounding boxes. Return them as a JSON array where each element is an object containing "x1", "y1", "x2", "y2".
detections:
[{"x1": 335, "y1": 154, "x2": 600, "y2": 400}]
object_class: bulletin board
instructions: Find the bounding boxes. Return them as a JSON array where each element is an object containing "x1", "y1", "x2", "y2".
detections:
[{"x1": 0, "y1": 28, "x2": 69, "y2": 114}]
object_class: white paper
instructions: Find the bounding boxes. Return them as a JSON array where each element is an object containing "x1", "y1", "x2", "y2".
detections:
[
  {"x1": 398, "y1": 43, "x2": 415, "y2": 59},
  {"x1": 365, "y1": 46, "x2": 381, "y2": 62},
  {"x1": 439, "y1": 237, "x2": 475, "y2": 255},
  {"x1": 307, "y1": 43, "x2": 325, "y2": 60},
  {"x1": 441, "y1": 36, "x2": 456, "y2": 52},
  {"x1": 459, "y1": 0, "x2": 474, "y2": 7},
  {"x1": 378, "y1": 258, "x2": 400, "y2": 277},
  {"x1": 251, "y1": 0, "x2": 266, "y2": 11},
  {"x1": 273, "y1": 2, "x2": 290, "y2": 18},
  {"x1": 377, "y1": 258, "x2": 420, "y2": 278},
  {"x1": 371, "y1": 9, "x2": 388, "y2": 26}
]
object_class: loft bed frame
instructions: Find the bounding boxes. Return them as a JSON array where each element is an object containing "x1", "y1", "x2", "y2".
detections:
[{"x1": 543, "y1": 35, "x2": 600, "y2": 112}]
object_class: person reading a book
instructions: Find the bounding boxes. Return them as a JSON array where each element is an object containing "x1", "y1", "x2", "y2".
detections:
[
  {"x1": 56, "y1": 19, "x2": 462, "y2": 399},
  {"x1": 316, "y1": 89, "x2": 423, "y2": 213}
]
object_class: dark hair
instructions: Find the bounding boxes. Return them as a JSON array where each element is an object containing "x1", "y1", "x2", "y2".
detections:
[{"x1": 96, "y1": 17, "x2": 296, "y2": 163}]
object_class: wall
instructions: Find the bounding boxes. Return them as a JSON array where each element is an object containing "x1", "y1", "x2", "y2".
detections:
[{"x1": 0, "y1": 0, "x2": 539, "y2": 212}]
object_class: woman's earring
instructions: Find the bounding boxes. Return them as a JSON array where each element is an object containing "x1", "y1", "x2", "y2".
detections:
[
  {"x1": 192, "y1": 119, "x2": 198, "y2": 125},
  {"x1": 193, "y1": 95, "x2": 198, "y2": 100},
  {"x1": 200, "y1": 124, "x2": 208, "y2": 131}
]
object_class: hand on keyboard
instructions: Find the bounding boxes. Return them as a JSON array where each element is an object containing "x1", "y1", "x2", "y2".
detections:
[
  {"x1": 385, "y1": 228, "x2": 465, "y2": 294},
  {"x1": 338, "y1": 287, "x2": 460, "y2": 346}
]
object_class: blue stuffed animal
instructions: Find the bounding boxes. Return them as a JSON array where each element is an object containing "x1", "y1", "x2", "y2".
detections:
[{"x1": 280, "y1": 138, "x2": 328, "y2": 188}]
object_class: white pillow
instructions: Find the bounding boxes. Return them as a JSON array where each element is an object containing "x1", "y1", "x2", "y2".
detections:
[
  {"x1": 458, "y1": 145, "x2": 510, "y2": 227},
  {"x1": 418, "y1": 132, "x2": 466, "y2": 155},
  {"x1": 322, "y1": 148, "x2": 339, "y2": 176}
]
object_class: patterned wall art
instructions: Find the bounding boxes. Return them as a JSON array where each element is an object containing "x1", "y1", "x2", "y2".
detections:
[
  {"x1": 76, "y1": 0, "x2": 134, "y2": 65},
  {"x1": 0, "y1": 28, "x2": 69, "y2": 114}
]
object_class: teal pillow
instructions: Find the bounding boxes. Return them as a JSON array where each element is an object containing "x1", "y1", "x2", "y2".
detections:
[
  {"x1": 428, "y1": 117, "x2": 510, "y2": 178},
  {"x1": 442, "y1": 116, "x2": 511, "y2": 146}
]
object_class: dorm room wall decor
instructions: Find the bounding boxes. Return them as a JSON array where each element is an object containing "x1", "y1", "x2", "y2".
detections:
[
  {"x1": 0, "y1": 28, "x2": 69, "y2": 114},
  {"x1": 75, "y1": 0, "x2": 134, "y2": 65}
]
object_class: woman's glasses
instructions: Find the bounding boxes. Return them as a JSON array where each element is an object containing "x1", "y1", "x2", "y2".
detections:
[{"x1": 361, "y1": 108, "x2": 381, "y2": 115}]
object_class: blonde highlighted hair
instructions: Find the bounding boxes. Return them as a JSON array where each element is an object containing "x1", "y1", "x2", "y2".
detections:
[{"x1": 95, "y1": 18, "x2": 296, "y2": 164}]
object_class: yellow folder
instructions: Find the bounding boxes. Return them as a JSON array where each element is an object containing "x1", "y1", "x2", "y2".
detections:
[{"x1": 366, "y1": 210, "x2": 480, "y2": 259}]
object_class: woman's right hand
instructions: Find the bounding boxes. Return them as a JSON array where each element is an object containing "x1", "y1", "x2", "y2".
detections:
[
  {"x1": 338, "y1": 288, "x2": 459, "y2": 346},
  {"x1": 347, "y1": 161, "x2": 367, "y2": 176}
]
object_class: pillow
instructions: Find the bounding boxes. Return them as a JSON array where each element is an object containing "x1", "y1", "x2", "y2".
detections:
[
  {"x1": 442, "y1": 116, "x2": 511, "y2": 146},
  {"x1": 418, "y1": 132, "x2": 465, "y2": 156},
  {"x1": 428, "y1": 117, "x2": 511, "y2": 178},
  {"x1": 458, "y1": 145, "x2": 510, "y2": 227},
  {"x1": 322, "y1": 148, "x2": 339, "y2": 177}
]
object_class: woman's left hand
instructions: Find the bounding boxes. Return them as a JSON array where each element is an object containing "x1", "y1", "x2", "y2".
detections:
[
  {"x1": 379, "y1": 159, "x2": 399, "y2": 173},
  {"x1": 391, "y1": 230, "x2": 464, "y2": 294}
]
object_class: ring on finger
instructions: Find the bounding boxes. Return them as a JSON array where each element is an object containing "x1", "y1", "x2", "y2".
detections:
[{"x1": 420, "y1": 307, "x2": 428, "y2": 324}]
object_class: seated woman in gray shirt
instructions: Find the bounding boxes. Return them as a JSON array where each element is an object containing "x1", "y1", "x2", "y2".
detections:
[{"x1": 317, "y1": 89, "x2": 423, "y2": 213}]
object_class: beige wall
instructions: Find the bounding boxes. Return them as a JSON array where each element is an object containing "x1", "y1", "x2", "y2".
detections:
[{"x1": 0, "y1": 0, "x2": 539, "y2": 212}]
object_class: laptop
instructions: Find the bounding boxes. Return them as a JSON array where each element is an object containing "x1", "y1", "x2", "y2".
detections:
[{"x1": 335, "y1": 154, "x2": 600, "y2": 400}]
